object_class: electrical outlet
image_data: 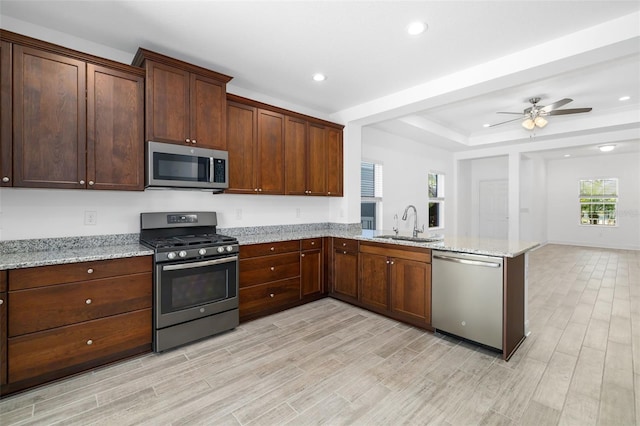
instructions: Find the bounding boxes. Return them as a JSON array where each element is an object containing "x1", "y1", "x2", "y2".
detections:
[
  {"x1": 296, "y1": 208, "x2": 301, "y2": 218},
  {"x1": 84, "y1": 210, "x2": 97, "y2": 225}
]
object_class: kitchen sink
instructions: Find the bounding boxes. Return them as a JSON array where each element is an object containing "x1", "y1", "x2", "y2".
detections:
[{"x1": 374, "y1": 234, "x2": 444, "y2": 243}]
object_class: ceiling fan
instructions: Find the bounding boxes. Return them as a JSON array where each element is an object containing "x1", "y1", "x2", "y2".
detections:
[{"x1": 490, "y1": 97, "x2": 593, "y2": 130}]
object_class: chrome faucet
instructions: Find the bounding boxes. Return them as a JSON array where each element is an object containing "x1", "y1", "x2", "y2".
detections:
[{"x1": 402, "y1": 205, "x2": 424, "y2": 237}]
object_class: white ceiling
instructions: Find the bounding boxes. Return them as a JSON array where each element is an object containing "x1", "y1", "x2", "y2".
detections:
[{"x1": 1, "y1": 0, "x2": 639, "y2": 157}]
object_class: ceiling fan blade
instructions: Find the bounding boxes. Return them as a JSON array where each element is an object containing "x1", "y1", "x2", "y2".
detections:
[
  {"x1": 540, "y1": 98, "x2": 573, "y2": 112},
  {"x1": 488, "y1": 117, "x2": 523, "y2": 127},
  {"x1": 546, "y1": 107, "x2": 592, "y2": 116},
  {"x1": 496, "y1": 112, "x2": 524, "y2": 115}
]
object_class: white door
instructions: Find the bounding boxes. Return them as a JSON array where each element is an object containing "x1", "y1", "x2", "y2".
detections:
[{"x1": 479, "y1": 179, "x2": 508, "y2": 239}]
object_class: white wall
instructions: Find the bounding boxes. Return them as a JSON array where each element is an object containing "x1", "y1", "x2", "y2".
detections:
[
  {"x1": 0, "y1": 189, "x2": 336, "y2": 240},
  {"x1": 520, "y1": 155, "x2": 548, "y2": 243},
  {"x1": 361, "y1": 127, "x2": 454, "y2": 234},
  {"x1": 546, "y1": 151, "x2": 640, "y2": 250}
]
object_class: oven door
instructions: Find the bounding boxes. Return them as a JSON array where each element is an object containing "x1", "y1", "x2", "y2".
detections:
[{"x1": 155, "y1": 254, "x2": 238, "y2": 329}]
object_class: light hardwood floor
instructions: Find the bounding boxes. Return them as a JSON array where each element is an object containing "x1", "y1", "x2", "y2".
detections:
[{"x1": 0, "y1": 244, "x2": 638, "y2": 425}]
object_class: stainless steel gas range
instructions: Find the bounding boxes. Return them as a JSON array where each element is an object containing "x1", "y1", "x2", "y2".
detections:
[{"x1": 140, "y1": 211, "x2": 239, "y2": 352}]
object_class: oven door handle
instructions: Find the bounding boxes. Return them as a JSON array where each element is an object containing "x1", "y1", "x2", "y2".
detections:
[{"x1": 162, "y1": 256, "x2": 238, "y2": 271}]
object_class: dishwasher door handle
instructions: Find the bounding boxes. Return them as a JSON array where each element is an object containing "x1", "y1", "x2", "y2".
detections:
[{"x1": 433, "y1": 254, "x2": 501, "y2": 268}]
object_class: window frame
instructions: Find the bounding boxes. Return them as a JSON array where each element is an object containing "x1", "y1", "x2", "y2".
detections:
[
  {"x1": 578, "y1": 177, "x2": 618, "y2": 227},
  {"x1": 428, "y1": 171, "x2": 445, "y2": 230},
  {"x1": 361, "y1": 161, "x2": 383, "y2": 231}
]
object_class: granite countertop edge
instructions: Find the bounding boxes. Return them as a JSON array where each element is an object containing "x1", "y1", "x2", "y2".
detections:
[{"x1": 0, "y1": 228, "x2": 539, "y2": 270}]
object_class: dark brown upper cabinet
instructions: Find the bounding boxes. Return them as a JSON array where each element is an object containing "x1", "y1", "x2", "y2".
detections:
[
  {"x1": 1, "y1": 30, "x2": 145, "y2": 190},
  {"x1": 132, "y1": 48, "x2": 232, "y2": 151}
]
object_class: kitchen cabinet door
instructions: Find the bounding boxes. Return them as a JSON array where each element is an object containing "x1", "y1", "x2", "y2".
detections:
[
  {"x1": 332, "y1": 249, "x2": 358, "y2": 300},
  {"x1": 326, "y1": 127, "x2": 343, "y2": 196},
  {"x1": 301, "y1": 247, "x2": 322, "y2": 298},
  {"x1": 307, "y1": 123, "x2": 328, "y2": 195},
  {"x1": 145, "y1": 60, "x2": 190, "y2": 145},
  {"x1": 190, "y1": 73, "x2": 227, "y2": 150},
  {"x1": 256, "y1": 109, "x2": 285, "y2": 194},
  {"x1": 390, "y1": 257, "x2": 431, "y2": 324},
  {"x1": 13, "y1": 45, "x2": 86, "y2": 189},
  {"x1": 1, "y1": 41, "x2": 11, "y2": 187},
  {"x1": 227, "y1": 101, "x2": 257, "y2": 194},
  {"x1": 87, "y1": 64, "x2": 144, "y2": 190},
  {"x1": 359, "y1": 252, "x2": 389, "y2": 311},
  {"x1": 284, "y1": 115, "x2": 307, "y2": 195}
]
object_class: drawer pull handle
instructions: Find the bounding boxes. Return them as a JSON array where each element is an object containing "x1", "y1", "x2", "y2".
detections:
[
  {"x1": 270, "y1": 266, "x2": 275, "y2": 271},
  {"x1": 301, "y1": 254, "x2": 305, "y2": 257},
  {"x1": 342, "y1": 243, "x2": 346, "y2": 247},
  {"x1": 270, "y1": 247, "x2": 275, "y2": 251},
  {"x1": 343, "y1": 251, "x2": 347, "y2": 254},
  {"x1": 269, "y1": 293, "x2": 274, "y2": 298},
  {"x1": 311, "y1": 241, "x2": 315, "y2": 245},
  {"x1": 86, "y1": 339, "x2": 93, "y2": 345},
  {"x1": 85, "y1": 299, "x2": 92, "y2": 305},
  {"x1": 87, "y1": 268, "x2": 94, "y2": 274}
]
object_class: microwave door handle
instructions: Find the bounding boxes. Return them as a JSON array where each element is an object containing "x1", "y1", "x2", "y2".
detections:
[{"x1": 209, "y1": 157, "x2": 214, "y2": 183}]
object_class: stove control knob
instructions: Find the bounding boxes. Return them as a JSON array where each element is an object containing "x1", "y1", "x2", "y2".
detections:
[
  {"x1": 226, "y1": 245, "x2": 234, "y2": 252},
  {"x1": 198, "y1": 248, "x2": 207, "y2": 256},
  {"x1": 178, "y1": 250, "x2": 187, "y2": 258},
  {"x1": 217, "y1": 247, "x2": 225, "y2": 253},
  {"x1": 167, "y1": 252, "x2": 176, "y2": 260}
]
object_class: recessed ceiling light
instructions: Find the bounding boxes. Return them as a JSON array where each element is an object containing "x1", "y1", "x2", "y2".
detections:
[
  {"x1": 407, "y1": 21, "x2": 427, "y2": 35},
  {"x1": 619, "y1": 96, "x2": 631, "y2": 101},
  {"x1": 483, "y1": 123, "x2": 491, "y2": 128},
  {"x1": 598, "y1": 144, "x2": 616, "y2": 152},
  {"x1": 312, "y1": 73, "x2": 326, "y2": 82},
  {"x1": 564, "y1": 154, "x2": 571, "y2": 158}
]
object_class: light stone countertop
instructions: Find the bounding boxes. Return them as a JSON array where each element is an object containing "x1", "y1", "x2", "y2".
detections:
[
  {"x1": 234, "y1": 229, "x2": 539, "y2": 258},
  {"x1": 0, "y1": 226, "x2": 539, "y2": 270}
]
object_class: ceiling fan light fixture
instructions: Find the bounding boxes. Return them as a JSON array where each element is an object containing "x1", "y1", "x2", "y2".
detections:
[
  {"x1": 599, "y1": 145, "x2": 616, "y2": 152},
  {"x1": 534, "y1": 116, "x2": 548, "y2": 128},
  {"x1": 522, "y1": 118, "x2": 535, "y2": 130}
]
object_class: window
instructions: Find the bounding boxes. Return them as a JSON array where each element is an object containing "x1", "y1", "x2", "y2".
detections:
[
  {"x1": 361, "y1": 161, "x2": 383, "y2": 230},
  {"x1": 428, "y1": 172, "x2": 445, "y2": 229},
  {"x1": 579, "y1": 178, "x2": 618, "y2": 226}
]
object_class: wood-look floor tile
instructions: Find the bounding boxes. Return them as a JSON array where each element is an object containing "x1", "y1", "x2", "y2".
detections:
[
  {"x1": 531, "y1": 351, "x2": 577, "y2": 411},
  {"x1": 558, "y1": 390, "x2": 599, "y2": 426},
  {"x1": 583, "y1": 318, "x2": 610, "y2": 351},
  {"x1": 555, "y1": 321, "x2": 587, "y2": 357},
  {"x1": 569, "y1": 346, "x2": 605, "y2": 400}
]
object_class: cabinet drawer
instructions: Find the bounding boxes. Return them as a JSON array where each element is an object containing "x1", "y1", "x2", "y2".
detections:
[
  {"x1": 240, "y1": 252, "x2": 300, "y2": 288},
  {"x1": 9, "y1": 256, "x2": 152, "y2": 290},
  {"x1": 334, "y1": 238, "x2": 358, "y2": 253},
  {"x1": 8, "y1": 309, "x2": 151, "y2": 383},
  {"x1": 9, "y1": 272, "x2": 152, "y2": 337},
  {"x1": 239, "y1": 240, "x2": 300, "y2": 259},
  {"x1": 239, "y1": 277, "x2": 300, "y2": 316},
  {"x1": 301, "y1": 238, "x2": 322, "y2": 251}
]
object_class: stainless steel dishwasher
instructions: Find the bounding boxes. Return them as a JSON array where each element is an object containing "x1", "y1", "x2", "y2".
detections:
[{"x1": 431, "y1": 250, "x2": 504, "y2": 350}]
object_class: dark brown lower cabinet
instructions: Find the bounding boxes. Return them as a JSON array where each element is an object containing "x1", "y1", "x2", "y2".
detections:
[
  {"x1": 1, "y1": 256, "x2": 152, "y2": 398},
  {"x1": 390, "y1": 258, "x2": 431, "y2": 324},
  {"x1": 331, "y1": 238, "x2": 359, "y2": 302},
  {"x1": 300, "y1": 238, "x2": 323, "y2": 298},
  {"x1": 359, "y1": 252, "x2": 389, "y2": 311}
]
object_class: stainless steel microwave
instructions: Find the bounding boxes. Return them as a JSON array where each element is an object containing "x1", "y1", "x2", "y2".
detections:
[{"x1": 146, "y1": 141, "x2": 229, "y2": 190}]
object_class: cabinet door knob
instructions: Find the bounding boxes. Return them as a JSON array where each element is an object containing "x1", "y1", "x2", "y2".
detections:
[
  {"x1": 343, "y1": 251, "x2": 347, "y2": 254},
  {"x1": 386, "y1": 260, "x2": 390, "y2": 264},
  {"x1": 192, "y1": 139, "x2": 197, "y2": 144},
  {"x1": 328, "y1": 192, "x2": 331, "y2": 195},
  {"x1": 87, "y1": 268, "x2": 94, "y2": 274},
  {"x1": 88, "y1": 181, "x2": 94, "y2": 186},
  {"x1": 0, "y1": 299, "x2": 3, "y2": 305},
  {"x1": 270, "y1": 247, "x2": 275, "y2": 251},
  {"x1": 258, "y1": 188, "x2": 263, "y2": 192},
  {"x1": 185, "y1": 138, "x2": 191, "y2": 143},
  {"x1": 391, "y1": 261, "x2": 395, "y2": 265},
  {"x1": 79, "y1": 180, "x2": 85, "y2": 185},
  {"x1": 270, "y1": 266, "x2": 275, "y2": 271},
  {"x1": 269, "y1": 293, "x2": 274, "y2": 298},
  {"x1": 86, "y1": 339, "x2": 93, "y2": 345},
  {"x1": 255, "y1": 188, "x2": 259, "y2": 192},
  {"x1": 311, "y1": 241, "x2": 315, "y2": 245},
  {"x1": 301, "y1": 254, "x2": 305, "y2": 257},
  {"x1": 85, "y1": 298, "x2": 92, "y2": 305},
  {"x1": 2, "y1": 177, "x2": 9, "y2": 183}
]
